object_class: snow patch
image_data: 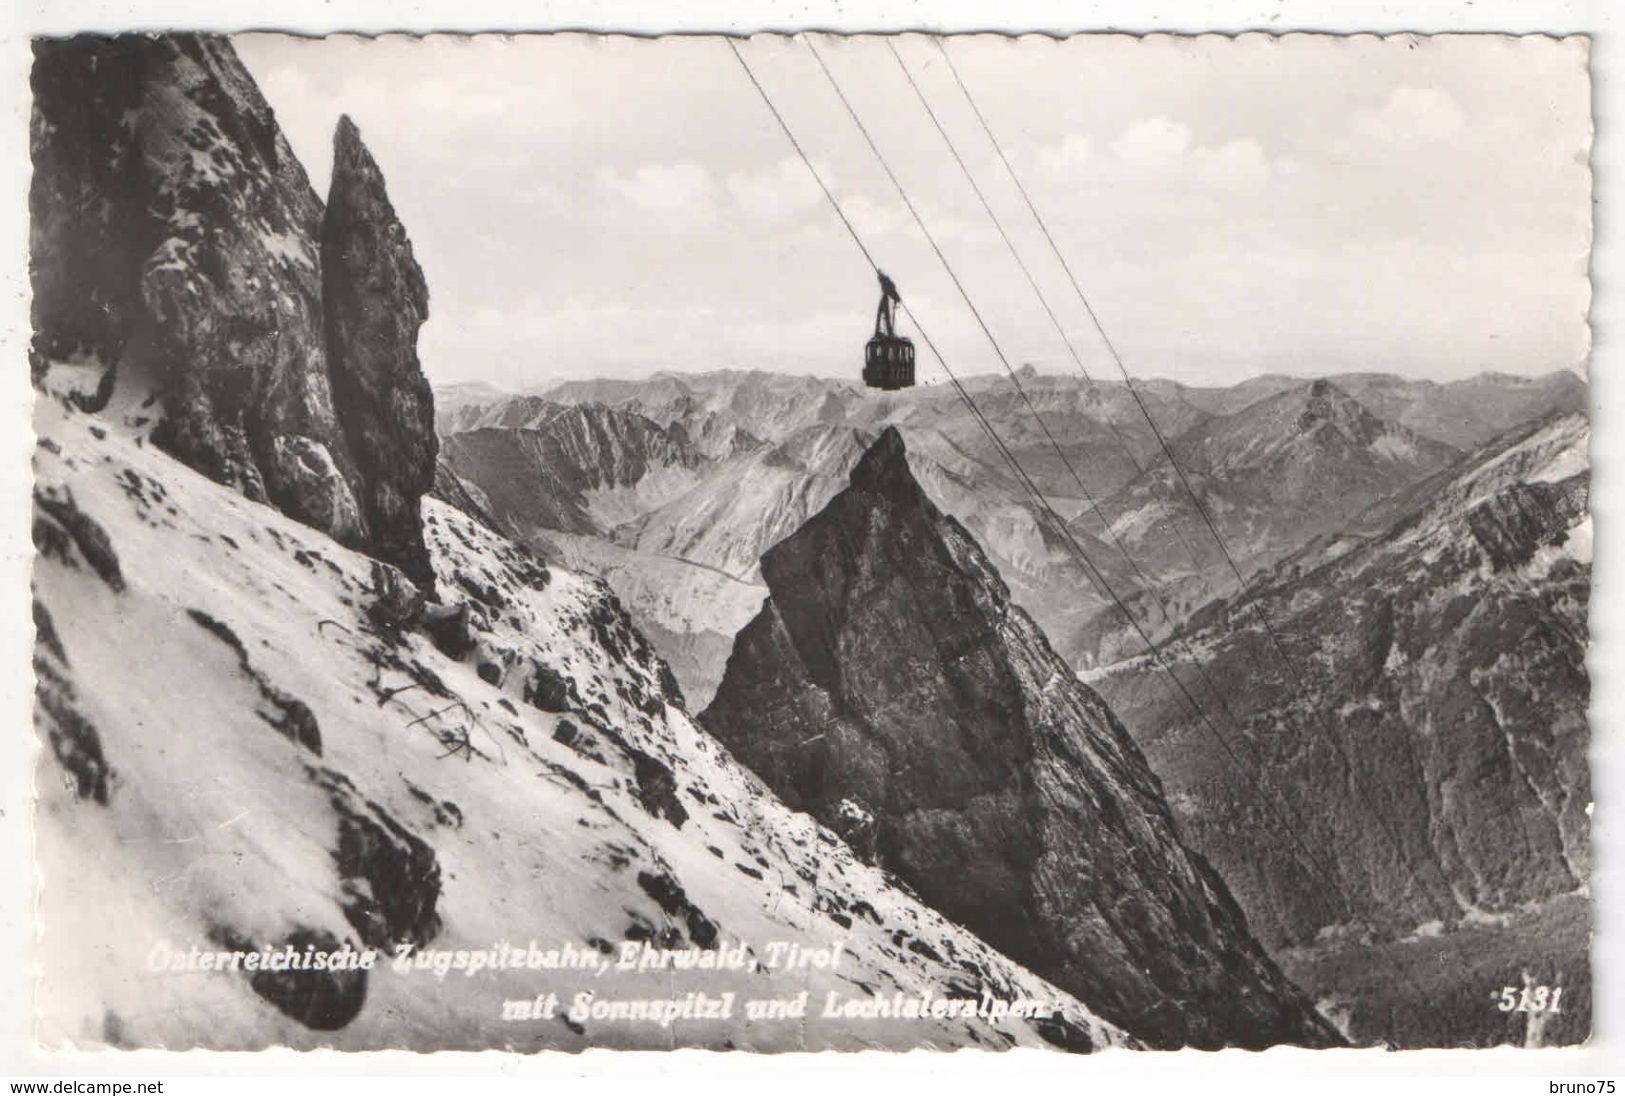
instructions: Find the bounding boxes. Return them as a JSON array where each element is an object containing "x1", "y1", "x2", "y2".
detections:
[
  {"x1": 1527, "y1": 443, "x2": 1588, "y2": 486},
  {"x1": 1371, "y1": 431, "x2": 1419, "y2": 462},
  {"x1": 261, "y1": 228, "x2": 314, "y2": 270}
]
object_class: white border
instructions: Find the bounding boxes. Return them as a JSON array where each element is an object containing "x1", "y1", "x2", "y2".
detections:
[{"x1": 1, "y1": 0, "x2": 1618, "y2": 1082}]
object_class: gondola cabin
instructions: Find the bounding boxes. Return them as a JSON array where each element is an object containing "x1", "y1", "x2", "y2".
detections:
[
  {"x1": 864, "y1": 270, "x2": 916, "y2": 391},
  {"x1": 864, "y1": 334, "x2": 915, "y2": 390}
]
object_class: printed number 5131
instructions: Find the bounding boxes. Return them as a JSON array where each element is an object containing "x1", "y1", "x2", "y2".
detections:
[{"x1": 1496, "y1": 984, "x2": 1563, "y2": 1013}]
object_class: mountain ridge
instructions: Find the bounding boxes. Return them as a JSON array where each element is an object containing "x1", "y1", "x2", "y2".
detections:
[
  {"x1": 436, "y1": 368, "x2": 1576, "y2": 694},
  {"x1": 1088, "y1": 411, "x2": 1590, "y2": 1042}
]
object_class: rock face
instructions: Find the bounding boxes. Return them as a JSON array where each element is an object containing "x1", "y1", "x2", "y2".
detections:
[
  {"x1": 1466, "y1": 478, "x2": 1588, "y2": 572},
  {"x1": 700, "y1": 427, "x2": 1340, "y2": 1050},
  {"x1": 30, "y1": 34, "x2": 436, "y2": 585},
  {"x1": 437, "y1": 401, "x2": 700, "y2": 538},
  {"x1": 322, "y1": 115, "x2": 437, "y2": 587}
]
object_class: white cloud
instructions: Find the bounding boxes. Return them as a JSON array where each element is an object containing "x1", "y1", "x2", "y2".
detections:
[
  {"x1": 598, "y1": 162, "x2": 715, "y2": 211},
  {"x1": 843, "y1": 193, "x2": 909, "y2": 238},
  {"x1": 1193, "y1": 139, "x2": 1271, "y2": 190},
  {"x1": 1034, "y1": 134, "x2": 1093, "y2": 180},
  {"x1": 1037, "y1": 119, "x2": 1270, "y2": 191},
  {"x1": 1025, "y1": 117, "x2": 1276, "y2": 196},
  {"x1": 1352, "y1": 87, "x2": 1468, "y2": 144},
  {"x1": 1111, "y1": 117, "x2": 1193, "y2": 168},
  {"x1": 524, "y1": 183, "x2": 571, "y2": 214},
  {"x1": 724, "y1": 156, "x2": 827, "y2": 219},
  {"x1": 237, "y1": 33, "x2": 1589, "y2": 390}
]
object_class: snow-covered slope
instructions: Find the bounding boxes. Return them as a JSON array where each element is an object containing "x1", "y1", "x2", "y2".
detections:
[
  {"x1": 33, "y1": 395, "x2": 1132, "y2": 1052},
  {"x1": 543, "y1": 531, "x2": 767, "y2": 710}
]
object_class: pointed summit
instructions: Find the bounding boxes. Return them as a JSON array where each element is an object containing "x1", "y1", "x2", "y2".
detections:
[
  {"x1": 848, "y1": 425, "x2": 911, "y2": 491},
  {"x1": 334, "y1": 111, "x2": 360, "y2": 149},
  {"x1": 703, "y1": 434, "x2": 1341, "y2": 1050},
  {"x1": 1297, "y1": 378, "x2": 1381, "y2": 438},
  {"x1": 323, "y1": 112, "x2": 437, "y2": 587}
]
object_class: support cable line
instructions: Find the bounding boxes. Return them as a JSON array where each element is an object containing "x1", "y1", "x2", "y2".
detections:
[
  {"x1": 886, "y1": 33, "x2": 1332, "y2": 842},
  {"x1": 800, "y1": 33, "x2": 1441, "y2": 945},
  {"x1": 886, "y1": 38, "x2": 1203, "y2": 574},
  {"x1": 885, "y1": 38, "x2": 1216, "y2": 637},
  {"x1": 924, "y1": 36, "x2": 1216, "y2": 580},
  {"x1": 932, "y1": 35, "x2": 1467, "y2": 917},
  {"x1": 728, "y1": 37, "x2": 1438, "y2": 992}
]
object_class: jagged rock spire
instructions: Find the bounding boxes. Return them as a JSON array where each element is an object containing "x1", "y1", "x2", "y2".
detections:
[
  {"x1": 30, "y1": 38, "x2": 440, "y2": 589},
  {"x1": 322, "y1": 113, "x2": 437, "y2": 587},
  {"x1": 703, "y1": 428, "x2": 1342, "y2": 1050}
]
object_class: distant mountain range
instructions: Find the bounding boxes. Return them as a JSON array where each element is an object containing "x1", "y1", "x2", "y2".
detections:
[{"x1": 433, "y1": 367, "x2": 1584, "y2": 704}]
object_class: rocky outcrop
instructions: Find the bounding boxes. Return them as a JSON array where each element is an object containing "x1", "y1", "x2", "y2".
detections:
[
  {"x1": 1466, "y1": 478, "x2": 1589, "y2": 572},
  {"x1": 30, "y1": 35, "x2": 437, "y2": 588},
  {"x1": 701, "y1": 427, "x2": 1340, "y2": 1050},
  {"x1": 437, "y1": 402, "x2": 700, "y2": 539},
  {"x1": 322, "y1": 115, "x2": 437, "y2": 587},
  {"x1": 210, "y1": 925, "x2": 370, "y2": 1032},
  {"x1": 315, "y1": 766, "x2": 444, "y2": 951},
  {"x1": 33, "y1": 600, "x2": 112, "y2": 806},
  {"x1": 30, "y1": 35, "x2": 358, "y2": 532},
  {"x1": 187, "y1": 609, "x2": 323, "y2": 755},
  {"x1": 34, "y1": 487, "x2": 125, "y2": 593},
  {"x1": 364, "y1": 560, "x2": 427, "y2": 637}
]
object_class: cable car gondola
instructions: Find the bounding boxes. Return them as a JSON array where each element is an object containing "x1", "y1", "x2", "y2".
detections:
[{"x1": 863, "y1": 270, "x2": 915, "y2": 390}]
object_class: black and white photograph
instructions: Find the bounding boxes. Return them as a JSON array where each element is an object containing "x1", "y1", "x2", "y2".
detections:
[{"x1": 20, "y1": 24, "x2": 1596, "y2": 1057}]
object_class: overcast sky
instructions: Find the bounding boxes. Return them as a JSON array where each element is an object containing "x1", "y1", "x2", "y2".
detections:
[{"x1": 236, "y1": 32, "x2": 1591, "y2": 389}]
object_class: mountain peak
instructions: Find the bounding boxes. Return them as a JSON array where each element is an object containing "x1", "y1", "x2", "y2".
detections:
[
  {"x1": 323, "y1": 94, "x2": 436, "y2": 584},
  {"x1": 849, "y1": 425, "x2": 910, "y2": 491},
  {"x1": 1300, "y1": 377, "x2": 1360, "y2": 408},
  {"x1": 29, "y1": 34, "x2": 441, "y2": 586},
  {"x1": 331, "y1": 114, "x2": 393, "y2": 203},
  {"x1": 1298, "y1": 378, "x2": 1367, "y2": 429},
  {"x1": 334, "y1": 111, "x2": 360, "y2": 148}
]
